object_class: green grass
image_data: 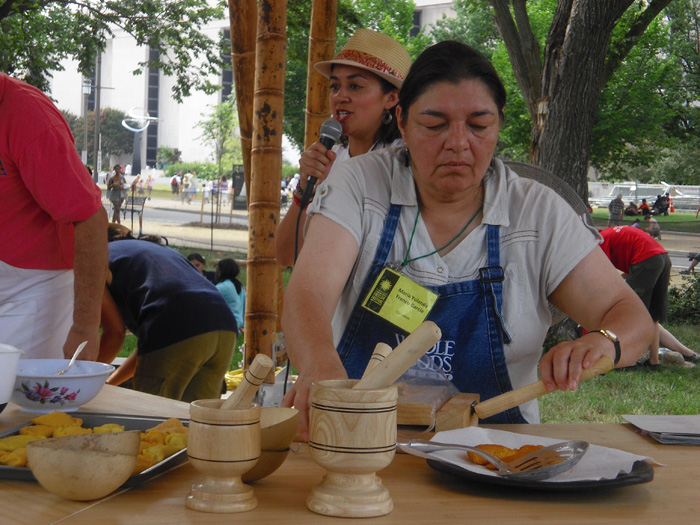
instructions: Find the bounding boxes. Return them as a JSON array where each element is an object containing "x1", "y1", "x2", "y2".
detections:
[
  {"x1": 590, "y1": 209, "x2": 700, "y2": 233},
  {"x1": 539, "y1": 322, "x2": 700, "y2": 423}
]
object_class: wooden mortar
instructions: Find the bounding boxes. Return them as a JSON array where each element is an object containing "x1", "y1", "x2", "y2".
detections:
[{"x1": 307, "y1": 379, "x2": 398, "y2": 518}]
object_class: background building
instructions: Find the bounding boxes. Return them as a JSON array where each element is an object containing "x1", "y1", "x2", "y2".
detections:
[{"x1": 49, "y1": 2, "x2": 455, "y2": 174}]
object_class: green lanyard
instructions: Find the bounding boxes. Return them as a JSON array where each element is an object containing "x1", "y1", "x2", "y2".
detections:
[{"x1": 402, "y1": 205, "x2": 483, "y2": 267}]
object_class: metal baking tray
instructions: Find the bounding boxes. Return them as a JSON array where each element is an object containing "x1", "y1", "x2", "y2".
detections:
[{"x1": 0, "y1": 412, "x2": 189, "y2": 487}]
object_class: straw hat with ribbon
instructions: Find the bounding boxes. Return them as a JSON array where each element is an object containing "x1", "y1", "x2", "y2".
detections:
[{"x1": 314, "y1": 29, "x2": 411, "y2": 89}]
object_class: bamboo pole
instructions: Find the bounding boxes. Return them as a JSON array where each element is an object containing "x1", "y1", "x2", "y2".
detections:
[
  {"x1": 304, "y1": 0, "x2": 338, "y2": 149},
  {"x1": 244, "y1": 0, "x2": 287, "y2": 376},
  {"x1": 228, "y1": 0, "x2": 256, "y2": 207}
]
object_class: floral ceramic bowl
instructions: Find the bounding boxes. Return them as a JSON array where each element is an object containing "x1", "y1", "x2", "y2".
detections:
[{"x1": 11, "y1": 359, "x2": 114, "y2": 413}]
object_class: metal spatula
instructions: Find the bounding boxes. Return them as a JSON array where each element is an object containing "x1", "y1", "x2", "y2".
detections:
[{"x1": 403, "y1": 438, "x2": 589, "y2": 481}]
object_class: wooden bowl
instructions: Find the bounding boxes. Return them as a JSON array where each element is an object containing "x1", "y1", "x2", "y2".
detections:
[
  {"x1": 27, "y1": 431, "x2": 140, "y2": 501},
  {"x1": 243, "y1": 407, "x2": 299, "y2": 482}
]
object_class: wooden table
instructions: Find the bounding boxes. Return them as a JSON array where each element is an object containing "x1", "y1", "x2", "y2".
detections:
[{"x1": 1, "y1": 386, "x2": 698, "y2": 523}]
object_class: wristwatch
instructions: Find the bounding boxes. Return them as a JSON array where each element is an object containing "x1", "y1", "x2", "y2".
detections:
[{"x1": 590, "y1": 329, "x2": 621, "y2": 365}]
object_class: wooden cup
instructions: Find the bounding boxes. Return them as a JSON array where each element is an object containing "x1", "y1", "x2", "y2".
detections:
[
  {"x1": 307, "y1": 379, "x2": 398, "y2": 518},
  {"x1": 185, "y1": 399, "x2": 261, "y2": 513}
]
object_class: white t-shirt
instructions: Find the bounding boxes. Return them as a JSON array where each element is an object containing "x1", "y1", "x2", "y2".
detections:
[{"x1": 308, "y1": 149, "x2": 600, "y2": 423}]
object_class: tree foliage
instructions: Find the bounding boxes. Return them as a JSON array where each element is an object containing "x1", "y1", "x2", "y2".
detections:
[
  {"x1": 197, "y1": 96, "x2": 242, "y2": 177},
  {"x1": 60, "y1": 106, "x2": 132, "y2": 165},
  {"x1": 0, "y1": 0, "x2": 227, "y2": 100},
  {"x1": 157, "y1": 146, "x2": 183, "y2": 168},
  {"x1": 429, "y1": 0, "x2": 688, "y2": 200}
]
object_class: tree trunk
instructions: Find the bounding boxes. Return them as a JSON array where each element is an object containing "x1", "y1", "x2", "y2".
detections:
[
  {"x1": 304, "y1": 0, "x2": 338, "y2": 148},
  {"x1": 244, "y1": 0, "x2": 287, "y2": 378},
  {"x1": 489, "y1": 0, "x2": 671, "y2": 202},
  {"x1": 229, "y1": 0, "x2": 257, "y2": 207}
]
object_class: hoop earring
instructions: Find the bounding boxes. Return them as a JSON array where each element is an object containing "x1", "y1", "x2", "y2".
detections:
[{"x1": 382, "y1": 110, "x2": 393, "y2": 125}]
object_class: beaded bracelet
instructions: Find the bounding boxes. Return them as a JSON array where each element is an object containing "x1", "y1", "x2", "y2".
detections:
[
  {"x1": 293, "y1": 192, "x2": 312, "y2": 210},
  {"x1": 293, "y1": 184, "x2": 312, "y2": 209}
]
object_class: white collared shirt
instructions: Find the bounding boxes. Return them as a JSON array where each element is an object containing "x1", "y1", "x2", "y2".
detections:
[{"x1": 309, "y1": 150, "x2": 599, "y2": 423}]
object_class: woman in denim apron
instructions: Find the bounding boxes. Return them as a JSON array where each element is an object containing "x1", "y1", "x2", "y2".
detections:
[{"x1": 282, "y1": 41, "x2": 654, "y2": 438}]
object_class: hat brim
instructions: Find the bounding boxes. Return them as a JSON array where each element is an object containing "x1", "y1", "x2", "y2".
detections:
[{"x1": 314, "y1": 59, "x2": 403, "y2": 89}]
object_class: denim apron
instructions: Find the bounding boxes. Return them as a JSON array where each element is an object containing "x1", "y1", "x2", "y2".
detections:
[{"x1": 336, "y1": 204, "x2": 527, "y2": 424}]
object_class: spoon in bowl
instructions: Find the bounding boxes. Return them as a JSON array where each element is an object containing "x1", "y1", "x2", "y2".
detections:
[{"x1": 55, "y1": 341, "x2": 88, "y2": 376}]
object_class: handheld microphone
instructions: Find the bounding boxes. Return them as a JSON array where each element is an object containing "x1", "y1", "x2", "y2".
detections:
[{"x1": 300, "y1": 118, "x2": 343, "y2": 208}]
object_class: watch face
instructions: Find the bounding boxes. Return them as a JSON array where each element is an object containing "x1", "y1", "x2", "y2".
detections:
[{"x1": 603, "y1": 329, "x2": 618, "y2": 341}]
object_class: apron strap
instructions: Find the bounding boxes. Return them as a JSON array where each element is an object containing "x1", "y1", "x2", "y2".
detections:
[
  {"x1": 337, "y1": 204, "x2": 402, "y2": 361},
  {"x1": 479, "y1": 224, "x2": 512, "y2": 345}
]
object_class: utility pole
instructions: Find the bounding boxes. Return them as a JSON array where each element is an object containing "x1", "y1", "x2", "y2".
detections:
[
  {"x1": 81, "y1": 79, "x2": 91, "y2": 165},
  {"x1": 92, "y1": 52, "x2": 102, "y2": 182}
]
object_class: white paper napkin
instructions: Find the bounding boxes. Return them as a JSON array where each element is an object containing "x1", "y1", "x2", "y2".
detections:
[{"x1": 398, "y1": 427, "x2": 660, "y2": 483}]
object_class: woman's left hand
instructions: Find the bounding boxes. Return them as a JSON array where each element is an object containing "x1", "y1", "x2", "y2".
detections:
[{"x1": 538, "y1": 337, "x2": 611, "y2": 392}]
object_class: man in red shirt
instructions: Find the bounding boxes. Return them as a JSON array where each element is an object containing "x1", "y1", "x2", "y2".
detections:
[
  {"x1": 0, "y1": 74, "x2": 108, "y2": 360},
  {"x1": 599, "y1": 226, "x2": 671, "y2": 366}
]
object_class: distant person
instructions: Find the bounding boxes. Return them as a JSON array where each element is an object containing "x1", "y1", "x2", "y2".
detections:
[
  {"x1": 191, "y1": 171, "x2": 198, "y2": 201},
  {"x1": 681, "y1": 253, "x2": 700, "y2": 275},
  {"x1": 607, "y1": 194, "x2": 624, "y2": 226},
  {"x1": 652, "y1": 193, "x2": 668, "y2": 215},
  {"x1": 599, "y1": 226, "x2": 671, "y2": 367},
  {"x1": 107, "y1": 164, "x2": 126, "y2": 224},
  {"x1": 181, "y1": 172, "x2": 191, "y2": 203},
  {"x1": 203, "y1": 180, "x2": 212, "y2": 204},
  {"x1": 146, "y1": 174, "x2": 154, "y2": 198},
  {"x1": 644, "y1": 214, "x2": 661, "y2": 239},
  {"x1": 220, "y1": 175, "x2": 230, "y2": 205},
  {"x1": 99, "y1": 235, "x2": 238, "y2": 402},
  {"x1": 215, "y1": 258, "x2": 246, "y2": 331},
  {"x1": 170, "y1": 172, "x2": 180, "y2": 198},
  {"x1": 632, "y1": 218, "x2": 641, "y2": 228},
  {"x1": 624, "y1": 201, "x2": 639, "y2": 216},
  {"x1": 187, "y1": 252, "x2": 216, "y2": 283},
  {"x1": 0, "y1": 73, "x2": 108, "y2": 361},
  {"x1": 288, "y1": 173, "x2": 300, "y2": 194},
  {"x1": 130, "y1": 175, "x2": 140, "y2": 195},
  {"x1": 639, "y1": 198, "x2": 650, "y2": 216}
]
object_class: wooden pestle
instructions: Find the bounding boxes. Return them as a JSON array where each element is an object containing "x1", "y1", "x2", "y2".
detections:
[
  {"x1": 362, "y1": 343, "x2": 394, "y2": 379},
  {"x1": 473, "y1": 355, "x2": 614, "y2": 420},
  {"x1": 220, "y1": 353, "x2": 274, "y2": 410},
  {"x1": 353, "y1": 321, "x2": 442, "y2": 390}
]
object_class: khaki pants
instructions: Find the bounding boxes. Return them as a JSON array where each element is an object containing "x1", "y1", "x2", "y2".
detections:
[{"x1": 134, "y1": 330, "x2": 237, "y2": 402}]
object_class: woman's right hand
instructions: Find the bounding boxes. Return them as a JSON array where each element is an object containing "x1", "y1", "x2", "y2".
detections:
[
  {"x1": 297, "y1": 141, "x2": 337, "y2": 195},
  {"x1": 281, "y1": 361, "x2": 347, "y2": 442}
]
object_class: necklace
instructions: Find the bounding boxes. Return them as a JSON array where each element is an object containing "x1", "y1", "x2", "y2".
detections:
[{"x1": 402, "y1": 204, "x2": 483, "y2": 267}]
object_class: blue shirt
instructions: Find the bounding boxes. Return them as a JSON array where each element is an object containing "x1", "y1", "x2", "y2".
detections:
[
  {"x1": 216, "y1": 279, "x2": 245, "y2": 329},
  {"x1": 108, "y1": 240, "x2": 238, "y2": 354}
]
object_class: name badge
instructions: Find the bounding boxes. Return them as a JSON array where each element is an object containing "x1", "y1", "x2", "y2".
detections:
[{"x1": 361, "y1": 267, "x2": 438, "y2": 333}]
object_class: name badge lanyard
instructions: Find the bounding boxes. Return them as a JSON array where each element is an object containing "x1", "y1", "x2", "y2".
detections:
[
  {"x1": 401, "y1": 204, "x2": 484, "y2": 268},
  {"x1": 362, "y1": 204, "x2": 483, "y2": 333}
]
